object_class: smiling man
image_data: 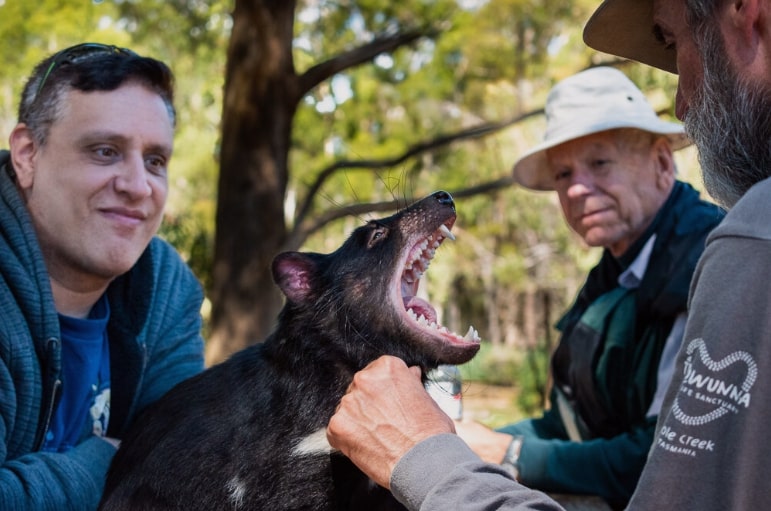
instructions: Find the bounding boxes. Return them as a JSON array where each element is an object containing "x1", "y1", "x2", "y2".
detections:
[{"x1": 0, "y1": 44, "x2": 204, "y2": 510}]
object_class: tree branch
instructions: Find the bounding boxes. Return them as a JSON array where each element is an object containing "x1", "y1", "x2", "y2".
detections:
[
  {"x1": 286, "y1": 175, "x2": 516, "y2": 250},
  {"x1": 296, "y1": 28, "x2": 433, "y2": 98},
  {"x1": 294, "y1": 108, "x2": 543, "y2": 229},
  {"x1": 287, "y1": 57, "x2": 675, "y2": 251}
]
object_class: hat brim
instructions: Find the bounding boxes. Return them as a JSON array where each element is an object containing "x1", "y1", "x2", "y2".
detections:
[
  {"x1": 583, "y1": 0, "x2": 678, "y2": 74},
  {"x1": 512, "y1": 123, "x2": 690, "y2": 191}
]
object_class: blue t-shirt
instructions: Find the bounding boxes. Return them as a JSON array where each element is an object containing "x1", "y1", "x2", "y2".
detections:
[{"x1": 43, "y1": 295, "x2": 111, "y2": 452}]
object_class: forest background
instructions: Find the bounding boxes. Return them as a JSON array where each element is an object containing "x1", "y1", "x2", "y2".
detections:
[{"x1": 0, "y1": 0, "x2": 708, "y2": 425}]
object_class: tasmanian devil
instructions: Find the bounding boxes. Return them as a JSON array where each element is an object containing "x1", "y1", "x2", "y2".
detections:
[{"x1": 98, "y1": 190, "x2": 481, "y2": 511}]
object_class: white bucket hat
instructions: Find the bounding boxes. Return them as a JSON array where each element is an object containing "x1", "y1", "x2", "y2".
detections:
[
  {"x1": 583, "y1": 0, "x2": 677, "y2": 74},
  {"x1": 511, "y1": 66, "x2": 689, "y2": 191}
]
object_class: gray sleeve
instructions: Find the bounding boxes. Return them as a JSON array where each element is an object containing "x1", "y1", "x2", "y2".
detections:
[{"x1": 391, "y1": 434, "x2": 564, "y2": 511}]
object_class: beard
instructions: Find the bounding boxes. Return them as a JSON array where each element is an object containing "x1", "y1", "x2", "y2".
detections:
[{"x1": 685, "y1": 23, "x2": 771, "y2": 208}]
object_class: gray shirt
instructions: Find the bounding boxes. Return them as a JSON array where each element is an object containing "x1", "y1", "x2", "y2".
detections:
[{"x1": 628, "y1": 176, "x2": 771, "y2": 510}]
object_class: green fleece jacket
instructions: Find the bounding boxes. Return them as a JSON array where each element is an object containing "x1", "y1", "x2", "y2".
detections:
[{"x1": 0, "y1": 150, "x2": 205, "y2": 511}]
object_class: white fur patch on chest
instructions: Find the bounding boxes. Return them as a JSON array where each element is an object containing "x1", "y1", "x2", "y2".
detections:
[
  {"x1": 226, "y1": 476, "x2": 246, "y2": 508},
  {"x1": 292, "y1": 428, "x2": 338, "y2": 456}
]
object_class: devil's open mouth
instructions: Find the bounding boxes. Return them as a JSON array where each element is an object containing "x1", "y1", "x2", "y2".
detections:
[{"x1": 396, "y1": 219, "x2": 481, "y2": 346}]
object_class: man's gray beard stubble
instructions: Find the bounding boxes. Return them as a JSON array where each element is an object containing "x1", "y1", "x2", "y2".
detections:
[{"x1": 685, "y1": 21, "x2": 771, "y2": 209}]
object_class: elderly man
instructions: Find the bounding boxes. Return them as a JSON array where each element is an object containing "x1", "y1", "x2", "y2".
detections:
[
  {"x1": 454, "y1": 65, "x2": 722, "y2": 509},
  {"x1": 328, "y1": 1, "x2": 771, "y2": 510},
  {"x1": 0, "y1": 44, "x2": 204, "y2": 510}
]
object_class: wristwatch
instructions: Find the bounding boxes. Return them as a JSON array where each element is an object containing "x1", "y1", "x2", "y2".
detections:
[{"x1": 500, "y1": 435, "x2": 523, "y2": 480}]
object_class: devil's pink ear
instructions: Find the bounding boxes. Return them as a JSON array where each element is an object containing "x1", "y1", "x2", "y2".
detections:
[{"x1": 272, "y1": 252, "x2": 318, "y2": 303}]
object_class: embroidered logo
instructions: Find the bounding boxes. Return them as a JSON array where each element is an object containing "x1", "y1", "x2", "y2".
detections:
[{"x1": 672, "y1": 338, "x2": 757, "y2": 427}]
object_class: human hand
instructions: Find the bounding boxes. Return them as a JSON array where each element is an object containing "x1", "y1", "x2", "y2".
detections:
[
  {"x1": 454, "y1": 419, "x2": 513, "y2": 464},
  {"x1": 327, "y1": 355, "x2": 456, "y2": 489}
]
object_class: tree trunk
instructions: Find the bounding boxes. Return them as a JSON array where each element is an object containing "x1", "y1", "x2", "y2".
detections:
[{"x1": 207, "y1": 0, "x2": 298, "y2": 365}]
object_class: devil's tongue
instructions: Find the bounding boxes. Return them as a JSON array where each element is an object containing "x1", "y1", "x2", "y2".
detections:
[{"x1": 403, "y1": 296, "x2": 437, "y2": 324}]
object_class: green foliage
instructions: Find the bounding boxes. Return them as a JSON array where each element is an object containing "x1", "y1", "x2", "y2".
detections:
[
  {"x1": 514, "y1": 341, "x2": 552, "y2": 415},
  {"x1": 159, "y1": 208, "x2": 214, "y2": 291},
  {"x1": 459, "y1": 339, "x2": 553, "y2": 424},
  {"x1": 0, "y1": 1, "x2": 121, "y2": 134},
  {"x1": 460, "y1": 343, "x2": 522, "y2": 386}
]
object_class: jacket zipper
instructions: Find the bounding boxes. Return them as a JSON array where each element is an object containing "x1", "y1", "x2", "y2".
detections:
[{"x1": 34, "y1": 337, "x2": 62, "y2": 450}]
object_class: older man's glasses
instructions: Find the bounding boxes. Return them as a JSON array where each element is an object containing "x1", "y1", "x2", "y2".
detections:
[{"x1": 35, "y1": 43, "x2": 136, "y2": 98}]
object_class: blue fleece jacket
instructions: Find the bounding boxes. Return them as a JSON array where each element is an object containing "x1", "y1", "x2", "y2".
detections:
[{"x1": 0, "y1": 150, "x2": 205, "y2": 511}]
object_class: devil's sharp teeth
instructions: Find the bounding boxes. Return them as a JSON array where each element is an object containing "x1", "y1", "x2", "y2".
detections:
[
  {"x1": 418, "y1": 315, "x2": 428, "y2": 326},
  {"x1": 464, "y1": 326, "x2": 478, "y2": 341},
  {"x1": 439, "y1": 224, "x2": 455, "y2": 241}
]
